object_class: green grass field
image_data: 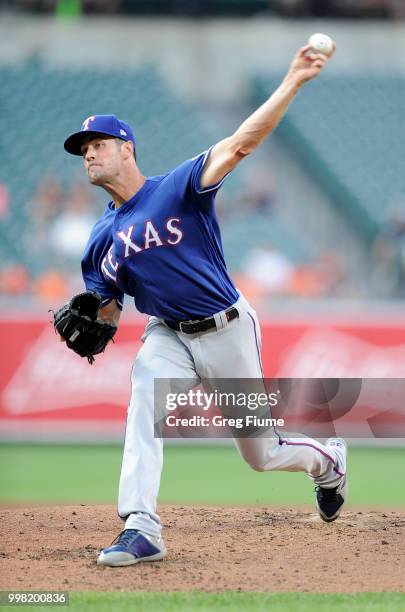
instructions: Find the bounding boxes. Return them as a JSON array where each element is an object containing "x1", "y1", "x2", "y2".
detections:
[
  {"x1": 0, "y1": 443, "x2": 403, "y2": 507},
  {"x1": 2, "y1": 592, "x2": 405, "y2": 612}
]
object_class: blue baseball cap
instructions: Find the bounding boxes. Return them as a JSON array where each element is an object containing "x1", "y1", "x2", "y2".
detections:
[{"x1": 64, "y1": 114, "x2": 136, "y2": 156}]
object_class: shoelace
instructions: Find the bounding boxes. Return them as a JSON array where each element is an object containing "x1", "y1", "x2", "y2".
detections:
[{"x1": 110, "y1": 529, "x2": 139, "y2": 547}]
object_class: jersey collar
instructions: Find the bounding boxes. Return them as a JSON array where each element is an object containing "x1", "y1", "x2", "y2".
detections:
[{"x1": 107, "y1": 179, "x2": 152, "y2": 213}]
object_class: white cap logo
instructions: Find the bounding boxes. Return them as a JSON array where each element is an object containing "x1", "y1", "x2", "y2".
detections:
[
  {"x1": 82, "y1": 116, "x2": 96, "y2": 131},
  {"x1": 120, "y1": 129, "x2": 127, "y2": 136}
]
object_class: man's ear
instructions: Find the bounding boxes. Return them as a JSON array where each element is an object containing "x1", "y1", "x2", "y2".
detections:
[{"x1": 122, "y1": 141, "x2": 135, "y2": 161}]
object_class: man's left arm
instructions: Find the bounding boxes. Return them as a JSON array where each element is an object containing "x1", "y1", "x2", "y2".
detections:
[{"x1": 200, "y1": 43, "x2": 335, "y2": 190}]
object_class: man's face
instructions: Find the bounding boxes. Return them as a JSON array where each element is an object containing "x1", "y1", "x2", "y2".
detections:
[{"x1": 81, "y1": 136, "x2": 124, "y2": 186}]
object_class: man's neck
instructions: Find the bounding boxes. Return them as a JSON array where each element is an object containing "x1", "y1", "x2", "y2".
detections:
[{"x1": 103, "y1": 170, "x2": 146, "y2": 209}]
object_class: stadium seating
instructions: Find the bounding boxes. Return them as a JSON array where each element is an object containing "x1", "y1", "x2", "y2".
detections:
[
  {"x1": 253, "y1": 74, "x2": 405, "y2": 243},
  {"x1": 222, "y1": 212, "x2": 313, "y2": 272}
]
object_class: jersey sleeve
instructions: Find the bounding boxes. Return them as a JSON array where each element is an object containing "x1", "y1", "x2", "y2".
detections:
[
  {"x1": 81, "y1": 234, "x2": 124, "y2": 311},
  {"x1": 172, "y1": 147, "x2": 229, "y2": 209}
]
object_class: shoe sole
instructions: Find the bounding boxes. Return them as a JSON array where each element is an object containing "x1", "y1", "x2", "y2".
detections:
[{"x1": 97, "y1": 549, "x2": 167, "y2": 567}]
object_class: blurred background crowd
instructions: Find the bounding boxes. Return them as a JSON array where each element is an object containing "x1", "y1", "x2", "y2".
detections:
[
  {"x1": 0, "y1": 1, "x2": 404, "y2": 312},
  {"x1": 4, "y1": 0, "x2": 405, "y2": 18}
]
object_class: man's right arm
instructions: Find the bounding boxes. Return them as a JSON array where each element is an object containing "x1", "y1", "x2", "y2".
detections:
[{"x1": 199, "y1": 42, "x2": 335, "y2": 190}]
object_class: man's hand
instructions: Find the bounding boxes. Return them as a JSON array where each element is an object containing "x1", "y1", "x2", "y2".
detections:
[
  {"x1": 97, "y1": 299, "x2": 121, "y2": 326},
  {"x1": 286, "y1": 43, "x2": 336, "y2": 86}
]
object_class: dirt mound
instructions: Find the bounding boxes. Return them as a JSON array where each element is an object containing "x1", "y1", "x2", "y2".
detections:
[{"x1": 0, "y1": 505, "x2": 404, "y2": 592}]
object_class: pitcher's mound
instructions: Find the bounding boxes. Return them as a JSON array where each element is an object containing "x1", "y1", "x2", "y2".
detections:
[{"x1": 1, "y1": 505, "x2": 404, "y2": 592}]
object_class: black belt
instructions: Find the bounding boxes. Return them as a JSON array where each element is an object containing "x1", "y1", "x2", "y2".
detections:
[{"x1": 165, "y1": 306, "x2": 239, "y2": 335}]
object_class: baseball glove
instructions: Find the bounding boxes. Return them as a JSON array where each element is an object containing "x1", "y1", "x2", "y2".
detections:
[{"x1": 51, "y1": 291, "x2": 117, "y2": 364}]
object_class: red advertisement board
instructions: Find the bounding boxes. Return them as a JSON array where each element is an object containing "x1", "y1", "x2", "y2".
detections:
[{"x1": 1, "y1": 312, "x2": 405, "y2": 440}]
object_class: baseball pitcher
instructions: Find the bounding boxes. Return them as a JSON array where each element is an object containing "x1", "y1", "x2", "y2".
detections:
[{"x1": 54, "y1": 41, "x2": 347, "y2": 567}]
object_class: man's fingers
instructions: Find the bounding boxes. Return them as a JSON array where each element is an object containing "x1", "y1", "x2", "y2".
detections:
[
  {"x1": 299, "y1": 44, "x2": 312, "y2": 56},
  {"x1": 312, "y1": 60, "x2": 325, "y2": 70},
  {"x1": 306, "y1": 52, "x2": 329, "y2": 63}
]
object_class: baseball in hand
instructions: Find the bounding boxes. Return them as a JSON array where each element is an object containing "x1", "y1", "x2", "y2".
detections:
[{"x1": 308, "y1": 33, "x2": 334, "y2": 56}]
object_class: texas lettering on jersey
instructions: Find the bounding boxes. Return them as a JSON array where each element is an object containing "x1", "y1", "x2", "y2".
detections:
[
  {"x1": 117, "y1": 218, "x2": 183, "y2": 257},
  {"x1": 101, "y1": 218, "x2": 183, "y2": 283}
]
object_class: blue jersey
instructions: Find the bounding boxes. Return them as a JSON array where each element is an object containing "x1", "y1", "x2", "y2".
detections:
[{"x1": 81, "y1": 149, "x2": 239, "y2": 320}]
